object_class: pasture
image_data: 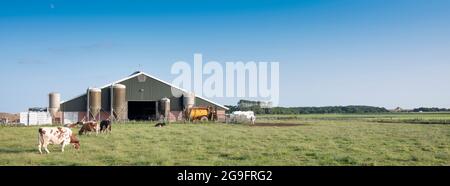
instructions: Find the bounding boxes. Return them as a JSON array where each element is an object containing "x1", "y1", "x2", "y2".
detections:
[{"x1": 0, "y1": 113, "x2": 449, "y2": 166}]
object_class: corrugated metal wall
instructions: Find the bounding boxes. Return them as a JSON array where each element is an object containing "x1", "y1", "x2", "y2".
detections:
[
  {"x1": 120, "y1": 76, "x2": 184, "y2": 111},
  {"x1": 61, "y1": 95, "x2": 86, "y2": 112},
  {"x1": 101, "y1": 88, "x2": 111, "y2": 111}
]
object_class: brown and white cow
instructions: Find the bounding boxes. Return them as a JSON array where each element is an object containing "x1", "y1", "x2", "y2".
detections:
[
  {"x1": 38, "y1": 127, "x2": 80, "y2": 154},
  {"x1": 78, "y1": 121, "x2": 100, "y2": 135}
]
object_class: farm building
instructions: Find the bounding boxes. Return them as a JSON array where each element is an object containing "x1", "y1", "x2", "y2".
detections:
[
  {"x1": 57, "y1": 71, "x2": 228, "y2": 124},
  {"x1": 238, "y1": 99, "x2": 273, "y2": 109}
]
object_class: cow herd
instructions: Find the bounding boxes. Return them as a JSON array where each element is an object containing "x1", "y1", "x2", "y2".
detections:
[{"x1": 37, "y1": 120, "x2": 112, "y2": 154}]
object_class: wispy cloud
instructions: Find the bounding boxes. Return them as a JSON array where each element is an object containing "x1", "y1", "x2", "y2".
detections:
[
  {"x1": 47, "y1": 47, "x2": 67, "y2": 54},
  {"x1": 16, "y1": 58, "x2": 47, "y2": 65},
  {"x1": 79, "y1": 42, "x2": 115, "y2": 51},
  {"x1": 48, "y1": 41, "x2": 117, "y2": 54}
]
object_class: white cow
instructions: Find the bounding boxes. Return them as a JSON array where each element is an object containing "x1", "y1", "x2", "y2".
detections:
[
  {"x1": 37, "y1": 127, "x2": 80, "y2": 154},
  {"x1": 230, "y1": 111, "x2": 256, "y2": 124}
]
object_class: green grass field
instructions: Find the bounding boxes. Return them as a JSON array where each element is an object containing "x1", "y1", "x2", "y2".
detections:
[
  {"x1": 0, "y1": 113, "x2": 449, "y2": 166},
  {"x1": 258, "y1": 112, "x2": 450, "y2": 124}
]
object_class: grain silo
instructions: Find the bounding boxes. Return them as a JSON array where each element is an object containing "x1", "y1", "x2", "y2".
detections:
[
  {"x1": 182, "y1": 92, "x2": 195, "y2": 121},
  {"x1": 48, "y1": 92, "x2": 60, "y2": 123},
  {"x1": 87, "y1": 88, "x2": 101, "y2": 121},
  {"x1": 183, "y1": 92, "x2": 195, "y2": 110},
  {"x1": 112, "y1": 84, "x2": 127, "y2": 121},
  {"x1": 160, "y1": 98, "x2": 170, "y2": 120}
]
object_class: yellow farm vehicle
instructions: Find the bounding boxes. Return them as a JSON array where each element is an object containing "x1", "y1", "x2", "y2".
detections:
[{"x1": 186, "y1": 106, "x2": 218, "y2": 122}]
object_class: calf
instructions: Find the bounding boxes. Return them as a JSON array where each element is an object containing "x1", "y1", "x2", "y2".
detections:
[
  {"x1": 38, "y1": 127, "x2": 80, "y2": 154},
  {"x1": 155, "y1": 123, "x2": 166, "y2": 128},
  {"x1": 100, "y1": 120, "x2": 112, "y2": 133},
  {"x1": 79, "y1": 121, "x2": 99, "y2": 135}
]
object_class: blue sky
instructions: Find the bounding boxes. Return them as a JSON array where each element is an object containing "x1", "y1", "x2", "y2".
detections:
[{"x1": 1, "y1": 0, "x2": 450, "y2": 112}]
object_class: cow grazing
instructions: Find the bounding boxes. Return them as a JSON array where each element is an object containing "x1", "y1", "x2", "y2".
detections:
[
  {"x1": 229, "y1": 111, "x2": 257, "y2": 124},
  {"x1": 100, "y1": 120, "x2": 112, "y2": 133},
  {"x1": 79, "y1": 121, "x2": 99, "y2": 135},
  {"x1": 38, "y1": 127, "x2": 80, "y2": 154}
]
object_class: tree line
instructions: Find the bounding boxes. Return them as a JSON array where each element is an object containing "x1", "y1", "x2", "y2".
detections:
[
  {"x1": 225, "y1": 103, "x2": 450, "y2": 114},
  {"x1": 412, "y1": 107, "x2": 450, "y2": 112},
  {"x1": 224, "y1": 105, "x2": 390, "y2": 114}
]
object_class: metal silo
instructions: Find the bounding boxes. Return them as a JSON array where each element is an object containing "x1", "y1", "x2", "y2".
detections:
[
  {"x1": 48, "y1": 92, "x2": 60, "y2": 121},
  {"x1": 183, "y1": 92, "x2": 195, "y2": 110},
  {"x1": 183, "y1": 92, "x2": 195, "y2": 121},
  {"x1": 88, "y1": 88, "x2": 101, "y2": 121},
  {"x1": 111, "y1": 84, "x2": 127, "y2": 121},
  {"x1": 160, "y1": 98, "x2": 171, "y2": 120}
]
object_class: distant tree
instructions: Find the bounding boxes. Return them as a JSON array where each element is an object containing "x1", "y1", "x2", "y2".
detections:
[
  {"x1": 225, "y1": 104, "x2": 390, "y2": 114},
  {"x1": 412, "y1": 107, "x2": 449, "y2": 112}
]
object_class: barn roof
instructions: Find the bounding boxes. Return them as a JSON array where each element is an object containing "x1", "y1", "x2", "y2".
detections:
[{"x1": 61, "y1": 71, "x2": 229, "y2": 110}]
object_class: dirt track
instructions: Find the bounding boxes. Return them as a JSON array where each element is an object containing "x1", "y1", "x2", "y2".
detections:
[{"x1": 251, "y1": 123, "x2": 304, "y2": 127}]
